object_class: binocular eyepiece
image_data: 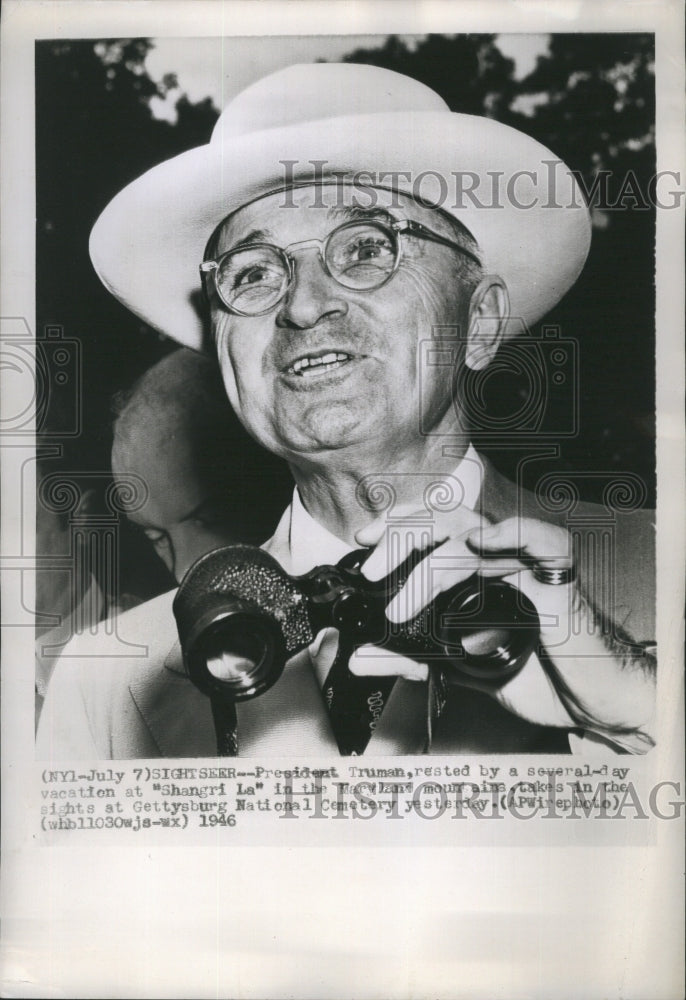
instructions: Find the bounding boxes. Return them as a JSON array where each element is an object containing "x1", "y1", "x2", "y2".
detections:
[{"x1": 173, "y1": 544, "x2": 541, "y2": 704}]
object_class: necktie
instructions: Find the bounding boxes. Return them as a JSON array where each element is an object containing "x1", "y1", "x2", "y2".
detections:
[{"x1": 322, "y1": 635, "x2": 397, "y2": 755}]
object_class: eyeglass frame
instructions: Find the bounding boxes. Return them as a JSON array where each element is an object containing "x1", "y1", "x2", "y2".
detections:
[{"x1": 200, "y1": 217, "x2": 482, "y2": 317}]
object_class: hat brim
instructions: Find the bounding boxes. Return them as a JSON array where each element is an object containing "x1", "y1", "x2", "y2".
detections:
[{"x1": 89, "y1": 110, "x2": 591, "y2": 349}]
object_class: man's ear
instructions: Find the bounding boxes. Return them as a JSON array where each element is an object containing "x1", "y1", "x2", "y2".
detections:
[
  {"x1": 189, "y1": 288, "x2": 215, "y2": 354},
  {"x1": 464, "y1": 276, "x2": 509, "y2": 371}
]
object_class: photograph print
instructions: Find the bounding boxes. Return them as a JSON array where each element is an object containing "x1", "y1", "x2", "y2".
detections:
[{"x1": 33, "y1": 32, "x2": 659, "y2": 760}]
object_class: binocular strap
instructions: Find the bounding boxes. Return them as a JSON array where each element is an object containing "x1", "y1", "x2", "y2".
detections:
[
  {"x1": 209, "y1": 698, "x2": 239, "y2": 756},
  {"x1": 323, "y1": 639, "x2": 398, "y2": 755},
  {"x1": 205, "y1": 654, "x2": 450, "y2": 758}
]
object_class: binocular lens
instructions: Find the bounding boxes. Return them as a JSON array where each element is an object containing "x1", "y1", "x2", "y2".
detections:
[
  {"x1": 438, "y1": 580, "x2": 539, "y2": 679},
  {"x1": 460, "y1": 626, "x2": 512, "y2": 658},
  {"x1": 203, "y1": 627, "x2": 266, "y2": 682},
  {"x1": 187, "y1": 608, "x2": 287, "y2": 701}
]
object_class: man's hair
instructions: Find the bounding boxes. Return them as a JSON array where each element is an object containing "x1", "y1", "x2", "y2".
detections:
[
  {"x1": 439, "y1": 210, "x2": 483, "y2": 287},
  {"x1": 111, "y1": 348, "x2": 226, "y2": 432}
]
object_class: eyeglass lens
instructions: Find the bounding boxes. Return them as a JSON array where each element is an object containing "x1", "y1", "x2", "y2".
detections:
[{"x1": 215, "y1": 221, "x2": 399, "y2": 314}]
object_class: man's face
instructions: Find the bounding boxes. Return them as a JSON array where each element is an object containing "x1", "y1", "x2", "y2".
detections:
[
  {"x1": 112, "y1": 424, "x2": 238, "y2": 583},
  {"x1": 209, "y1": 186, "x2": 474, "y2": 464}
]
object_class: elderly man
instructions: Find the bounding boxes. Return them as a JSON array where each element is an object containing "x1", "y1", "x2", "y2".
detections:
[{"x1": 37, "y1": 63, "x2": 655, "y2": 759}]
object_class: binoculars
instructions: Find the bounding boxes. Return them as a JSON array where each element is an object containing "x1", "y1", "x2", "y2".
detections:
[{"x1": 173, "y1": 544, "x2": 540, "y2": 704}]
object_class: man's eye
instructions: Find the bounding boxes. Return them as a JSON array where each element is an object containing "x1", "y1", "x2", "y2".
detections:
[
  {"x1": 233, "y1": 264, "x2": 280, "y2": 288},
  {"x1": 346, "y1": 237, "x2": 393, "y2": 262},
  {"x1": 333, "y1": 234, "x2": 395, "y2": 274}
]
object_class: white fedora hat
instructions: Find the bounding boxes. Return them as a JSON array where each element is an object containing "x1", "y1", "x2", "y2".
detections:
[{"x1": 89, "y1": 62, "x2": 591, "y2": 349}]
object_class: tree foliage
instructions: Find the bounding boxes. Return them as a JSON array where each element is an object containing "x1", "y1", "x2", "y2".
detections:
[
  {"x1": 338, "y1": 33, "x2": 656, "y2": 498},
  {"x1": 341, "y1": 34, "x2": 518, "y2": 120},
  {"x1": 518, "y1": 33, "x2": 655, "y2": 184},
  {"x1": 37, "y1": 34, "x2": 656, "y2": 506},
  {"x1": 36, "y1": 39, "x2": 220, "y2": 469}
]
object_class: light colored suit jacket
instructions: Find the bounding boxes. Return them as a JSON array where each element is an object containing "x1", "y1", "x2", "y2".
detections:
[{"x1": 36, "y1": 460, "x2": 655, "y2": 759}]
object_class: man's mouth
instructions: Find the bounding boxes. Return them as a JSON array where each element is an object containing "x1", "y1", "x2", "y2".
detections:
[{"x1": 284, "y1": 351, "x2": 355, "y2": 377}]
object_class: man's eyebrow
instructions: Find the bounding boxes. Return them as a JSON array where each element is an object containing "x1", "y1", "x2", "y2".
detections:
[
  {"x1": 326, "y1": 205, "x2": 399, "y2": 225},
  {"x1": 226, "y1": 207, "x2": 399, "y2": 250},
  {"x1": 228, "y1": 227, "x2": 273, "y2": 249}
]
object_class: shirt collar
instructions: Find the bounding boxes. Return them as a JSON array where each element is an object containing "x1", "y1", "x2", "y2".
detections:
[{"x1": 287, "y1": 444, "x2": 483, "y2": 575}]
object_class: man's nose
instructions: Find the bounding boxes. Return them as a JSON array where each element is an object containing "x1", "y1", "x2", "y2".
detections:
[
  {"x1": 167, "y1": 529, "x2": 198, "y2": 583},
  {"x1": 170, "y1": 526, "x2": 234, "y2": 583},
  {"x1": 275, "y1": 251, "x2": 348, "y2": 330}
]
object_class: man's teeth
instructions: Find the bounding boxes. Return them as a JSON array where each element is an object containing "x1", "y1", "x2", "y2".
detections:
[{"x1": 288, "y1": 352, "x2": 353, "y2": 376}]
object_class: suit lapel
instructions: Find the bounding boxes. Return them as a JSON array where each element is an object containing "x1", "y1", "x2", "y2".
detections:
[{"x1": 128, "y1": 641, "x2": 217, "y2": 757}]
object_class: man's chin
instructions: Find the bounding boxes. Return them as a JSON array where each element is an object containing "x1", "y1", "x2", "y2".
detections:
[{"x1": 275, "y1": 406, "x2": 379, "y2": 459}]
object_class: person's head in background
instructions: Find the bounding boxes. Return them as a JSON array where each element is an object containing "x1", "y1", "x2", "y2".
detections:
[{"x1": 111, "y1": 347, "x2": 292, "y2": 582}]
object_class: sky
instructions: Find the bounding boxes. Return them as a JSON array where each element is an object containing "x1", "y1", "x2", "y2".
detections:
[{"x1": 145, "y1": 34, "x2": 550, "y2": 122}]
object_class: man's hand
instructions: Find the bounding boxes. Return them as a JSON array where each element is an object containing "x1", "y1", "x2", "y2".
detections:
[{"x1": 349, "y1": 509, "x2": 655, "y2": 748}]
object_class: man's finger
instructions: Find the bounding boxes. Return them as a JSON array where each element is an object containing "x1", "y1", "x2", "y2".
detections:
[
  {"x1": 360, "y1": 521, "x2": 438, "y2": 581},
  {"x1": 354, "y1": 513, "x2": 393, "y2": 548},
  {"x1": 466, "y1": 517, "x2": 573, "y2": 564},
  {"x1": 360, "y1": 506, "x2": 484, "y2": 582},
  {"x1": 476, "y1": 558, "x2": 528, "y2": 577},
  {"x1": 386, "y1": 540, "x2": 481, "y2": 622},
  {"x1": 348, "y1": 646, "x2": 429, "y2": 682}
]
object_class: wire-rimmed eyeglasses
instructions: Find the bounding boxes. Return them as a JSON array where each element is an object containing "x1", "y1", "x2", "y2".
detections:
[{"x1": 200, "y1": 218, "x2": 481, "y2": 317}]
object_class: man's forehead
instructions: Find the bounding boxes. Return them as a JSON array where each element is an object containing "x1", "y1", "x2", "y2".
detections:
[{"x1": 215, "y1": 184, "x2": 446, "y2": 245}]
